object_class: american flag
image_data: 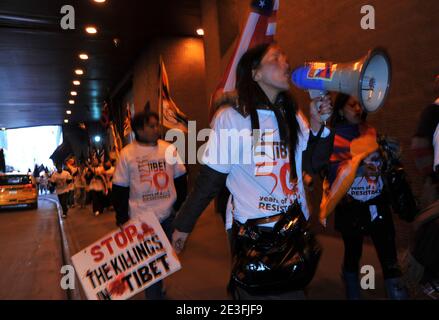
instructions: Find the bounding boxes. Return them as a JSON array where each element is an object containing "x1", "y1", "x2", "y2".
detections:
[
  {"x1": 210, "y1": 0, "x2": 279, "y2": 119},
  {"x1": 159, "y1": 57, "x2": 188, "y2": 133}
]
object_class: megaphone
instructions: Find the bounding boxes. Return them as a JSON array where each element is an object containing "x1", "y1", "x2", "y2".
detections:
[{"x1": 291, "y1": 48, "x2": 392, "y2": 122}]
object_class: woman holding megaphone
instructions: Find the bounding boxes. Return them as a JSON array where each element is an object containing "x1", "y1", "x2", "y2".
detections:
[
  {"x1": 320, "y1": 93, "x2": 409, "y2": 300},
  {"x1": 172, "y1": 43, "x2": 334, "y2": 300}
]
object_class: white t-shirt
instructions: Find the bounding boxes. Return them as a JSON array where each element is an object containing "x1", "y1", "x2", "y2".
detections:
[
  {"x1": 74, "y1": 168, "x2": 87, "y2": 188},
  {"x1": 89, "y1": 166, "x2": 106, "y2": 192},
  {"x1": 203, "y1": 107, "x2": 313, "y2": 229},
  {"x1": 113, "y1": 140, "x2": 187, "y2": 222},
  {"x1": 50, "y1": 171, "x2": 73, "y2": 195}
]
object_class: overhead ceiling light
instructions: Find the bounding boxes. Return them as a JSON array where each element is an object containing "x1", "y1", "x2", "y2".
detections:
[
  {"x1": 69, "y1": 100, "x2": 75, "y2": 105},
  {"x1": 94, "y1": 0, "x2": 106, "y2": 3},
  {"x1": 70, "y1": 91, "x2": 77, "y2": 96},
  {"x1": 196, "y1": 28, "x2": 204, "y2": 36},
  {"x1": 75, "y1": 69, "x2": 84, "y2": 75},
  {"x1": 66, "y1": 110, "x2": 72, "y2": 115},
  {"x1": 79, "y1": 53, "x2": 89, "y2": 60},
  {"x1": 73, "y1": 80, "x2": 81, "y2": 86},
  {"x1": 64, "y1": 119, "x2": 69, "y2": 124},
  {"x1": 85, "y1": 26, "x2": 98, "y2": 34}
]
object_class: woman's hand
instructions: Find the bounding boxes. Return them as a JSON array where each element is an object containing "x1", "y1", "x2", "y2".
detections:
[
  {"x1": 172, "y1": 230, "x2": 189, "y2": 254},
  {"x1": 310, "y1": 95, "x2": 333, "y2": 132}
]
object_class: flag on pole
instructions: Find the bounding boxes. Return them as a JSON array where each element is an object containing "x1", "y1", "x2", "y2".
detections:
[
  {"x1": 123, "y1": 103, "x2": 132, "y2": 138},
  {"x1": 109, "y1": 122, "x2": 122, "y2": 158},
  {"x1": 210, "y1": 0, "x2": 279, "y2": 120},
  {"x1": 320, "y1": 124, "x2": 379, "y2": 221},
  {"x1": 158, "y1": 57, "x2": 188, "y2": 133}
]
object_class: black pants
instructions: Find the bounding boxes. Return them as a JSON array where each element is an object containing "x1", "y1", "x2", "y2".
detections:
[
  {"x1": 144, "y1": 214, "x2": 174, "y2": 300},
  {"x1": 336, "y1": 197, "x2": 402, "y2": 279},
  {"x1": 58, "y1": 192, "x2": 69, "y2": 216},
  {"x1": 68, "y1": 190, "x2": 74, "y2": 206},
  {"x1": 91, "y1": 190, "x2": 105, "y2": 214}
]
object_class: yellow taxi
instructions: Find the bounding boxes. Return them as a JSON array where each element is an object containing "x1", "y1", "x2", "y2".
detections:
[{"x1": 0, "y1": 173, "x2": 38, "y2": 209}]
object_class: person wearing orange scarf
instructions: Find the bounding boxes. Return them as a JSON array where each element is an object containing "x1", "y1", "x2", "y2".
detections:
[{"x1": 321, "y1": 93, "x2": 408, "y2": 300}]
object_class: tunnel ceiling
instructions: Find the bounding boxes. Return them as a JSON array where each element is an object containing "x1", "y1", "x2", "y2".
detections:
[{"x1": 0, "y1": 0, "x2": 201, "y2": 129}]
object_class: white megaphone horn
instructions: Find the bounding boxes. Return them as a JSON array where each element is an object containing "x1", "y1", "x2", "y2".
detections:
[{"x1": 291, "y1": 48, "x2": 392, "y2": 122}]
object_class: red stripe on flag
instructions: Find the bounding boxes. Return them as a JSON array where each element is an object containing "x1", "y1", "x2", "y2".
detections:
[{"x1": 248, "y1": 14, "x2": 272, "y2": 49}]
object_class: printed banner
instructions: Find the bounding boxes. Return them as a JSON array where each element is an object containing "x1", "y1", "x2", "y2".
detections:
[
  {"x1": 71, "y1": 215, "x2": 181, "y2": 300},
  {"x1": 307, "y1": 62, "x2": 337, "y2": 81}
]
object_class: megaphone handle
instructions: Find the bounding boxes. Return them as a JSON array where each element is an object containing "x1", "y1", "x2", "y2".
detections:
[{"x1": 308, "y1": 90, "x2": 330, "y2": 125}]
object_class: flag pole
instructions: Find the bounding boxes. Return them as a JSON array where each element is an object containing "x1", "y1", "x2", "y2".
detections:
[{"x1": 158, "y1": 55, "x2": 164, "y2": 139}]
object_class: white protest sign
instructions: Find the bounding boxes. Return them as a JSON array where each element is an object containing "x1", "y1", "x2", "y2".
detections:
[{"x1": 71, "y1": 215, "x2": 181, "y2": 300}]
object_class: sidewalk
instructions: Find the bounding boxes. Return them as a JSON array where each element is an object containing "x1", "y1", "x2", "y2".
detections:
[
  {"x1": 0, "y1": 197, "x2": 66, "y2": 300},
  {"x1": 59, "y1": 198, "x2": 407, "y2": 300}
]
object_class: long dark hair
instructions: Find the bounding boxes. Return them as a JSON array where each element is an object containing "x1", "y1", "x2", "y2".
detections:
[
  {"x1": 236, "y1": 43, "x2": 300, "y2": 179},
  {"x1": 331, "y1": 93, "x2": 367, "y2": 127}
]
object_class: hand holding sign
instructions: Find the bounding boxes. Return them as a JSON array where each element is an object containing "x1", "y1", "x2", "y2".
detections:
[
  {"x1": 172, "y1": 230, "x2": 189, "y2": 254},
  {"x1": 72, "y1": 215, "x2": 181, "y2": 300}
]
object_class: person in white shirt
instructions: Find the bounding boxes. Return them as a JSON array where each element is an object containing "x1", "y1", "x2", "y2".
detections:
[
  {"x1": 408, "y1": 74, "x2": 439, "y2": 298},
  {"x1": 112, "y1": 110, "x2": 187, "y2": 300},
  {"x1": 88, "y1": 158, "x2": 107, "y2": 216},
  {"x1": 39, "y1": 171, "x2": 49, "y2": 195},
  {"x1": 50, "y1": 163, "x2": 73, "y2": 218},
  {"x1": 172, "y1": 43, "x2": 334, "y2": 299}
]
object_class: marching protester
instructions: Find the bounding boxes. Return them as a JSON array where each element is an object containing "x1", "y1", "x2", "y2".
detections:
[
  {"x1": 50, "y1": 163, "x2": 73, "y2": 218},
  {"x1": 87, "y1": 158, "x2": 107, "y2": 217},
  {"x1": 39, "y1": 170, "x2": 49, "y2": 195},
  {"x1": 319, "y1": 93, "x2": 409, "y2": 300},
  {"x1": 32, "y1": 164, "x2": 41, "y2": 193},
  {"x1": 112, "y1": 110, "x2": 188, "y2": 300},
  {"x1": 171, "y1": 43, "x2": 334, "y2": 300},
  {"x1": 411, "y1": 75, "x2": 439, "y2": 207},
  {"x1": 74, "y1": 161, "x2": 88, "y2": 209},
  {"x1": 66, "y1": 158, "x2": 78, "y2": 208},
  {"x1": 408, "y1": 75, "x2": 439, "y2": 299}
]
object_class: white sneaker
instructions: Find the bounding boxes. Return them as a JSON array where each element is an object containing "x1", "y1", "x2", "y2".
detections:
[{"x1": 95, "y1": 211, "x2": 100, "y2": 217}]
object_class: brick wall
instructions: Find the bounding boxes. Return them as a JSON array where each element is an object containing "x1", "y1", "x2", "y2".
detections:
[{"x1": 132, "y1": 37, "x2": 208, "y2": 185}]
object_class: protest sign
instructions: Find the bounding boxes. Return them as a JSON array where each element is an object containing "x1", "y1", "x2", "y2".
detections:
[{"x1": 71, "y1": 215, "x2": 181, "y2": 300}]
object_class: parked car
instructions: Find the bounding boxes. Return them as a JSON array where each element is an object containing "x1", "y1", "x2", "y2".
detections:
[
  {"x1": 5, "y1": 165, "x2": 16, "y2": 173},
  {"x1": 0, "y1": 173, "x2": 38, "y2": 209}
]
